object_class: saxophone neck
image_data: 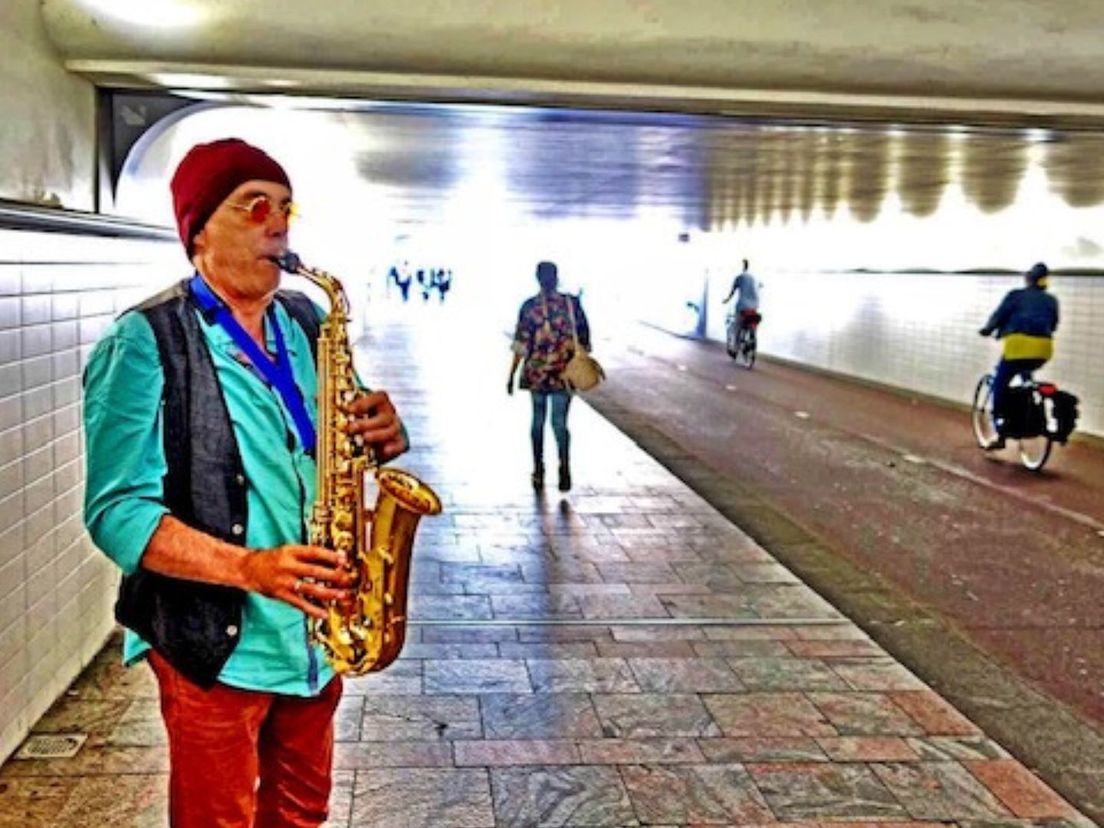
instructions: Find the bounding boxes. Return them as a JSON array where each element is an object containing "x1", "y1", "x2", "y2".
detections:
[{"x1": 274, "y1": 252, "x2": 348, "y2": 317}]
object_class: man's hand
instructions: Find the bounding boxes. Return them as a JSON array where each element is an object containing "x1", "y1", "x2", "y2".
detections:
[
  {"x1": 238, "y1": 545, "x2": 355, "y2": 620},
  {"x1": 978, "y1": 327, "x2": 991, "y2": 337},
  {"x1": 343, "y1": 390, "x2": 407, "y2": 462}
]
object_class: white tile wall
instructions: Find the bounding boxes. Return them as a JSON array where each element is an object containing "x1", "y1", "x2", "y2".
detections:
[
  {"x1": 0, "y1": 227, "x2": 180, "y2": 763},
  {"x1": 706, "y1": 269, "x2": 1103, "y2": 437}
]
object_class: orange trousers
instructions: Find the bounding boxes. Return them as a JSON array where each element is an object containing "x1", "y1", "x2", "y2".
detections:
[{"x1": 149, "y1": 651, "x2": 342, "y2": 828}]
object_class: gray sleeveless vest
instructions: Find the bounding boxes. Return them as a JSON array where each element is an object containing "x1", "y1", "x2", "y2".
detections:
[{"x1": 113, "y1": 279, "x2": 319, "y2": 686}]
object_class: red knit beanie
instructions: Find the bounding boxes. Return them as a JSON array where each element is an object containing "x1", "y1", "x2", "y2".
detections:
[{"x1": 170, "y1": 138, "x2": 292, "y2": 256}]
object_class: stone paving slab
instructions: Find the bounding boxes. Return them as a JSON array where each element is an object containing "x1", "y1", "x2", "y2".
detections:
[{"x1": 0, "y1": 319, "x2": 1096, "y2": 826}]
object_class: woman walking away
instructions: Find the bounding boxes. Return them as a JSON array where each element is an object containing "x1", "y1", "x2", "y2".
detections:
[{"x1": 506, "y1": 261, "x2": 592, "y2": 492}]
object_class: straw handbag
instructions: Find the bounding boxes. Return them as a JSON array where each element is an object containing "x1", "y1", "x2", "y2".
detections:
[{"x1": 561, "y1": 296, "x2": 605, "y2": 392}]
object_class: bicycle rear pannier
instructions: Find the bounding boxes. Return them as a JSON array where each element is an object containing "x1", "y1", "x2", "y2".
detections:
[
  {"x1": 1050, "y1": 390, "x2": 1079, "y2": 444},
  {"x1": 999, "y1": 386, "x2": 1045, "y2": 438}
]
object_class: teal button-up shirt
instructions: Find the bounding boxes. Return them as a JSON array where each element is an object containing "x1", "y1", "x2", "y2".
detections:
[{"x1": 84, "y1": 293, "x2": 334, "y2": 696}]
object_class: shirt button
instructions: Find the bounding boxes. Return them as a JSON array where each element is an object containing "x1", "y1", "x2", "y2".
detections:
[
  {"x1": 226, "y1": 625, "x2": 238, "y2": 637},
  {"x1": 234, "y1": 473, "x2": 245, "y2": 486},
  {"x1": 231, "y1": 523, "x2": 244, "y2": 536}
]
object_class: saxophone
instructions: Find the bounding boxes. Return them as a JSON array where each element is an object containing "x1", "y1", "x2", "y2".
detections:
[{"x1": 275, "y1": 252, "x2": 442, "y2": 675}]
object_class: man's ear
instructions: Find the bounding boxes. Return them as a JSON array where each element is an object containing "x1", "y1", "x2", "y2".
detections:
[{"x1": 190, "y1": 229, "x2": 208, "y2": 266}]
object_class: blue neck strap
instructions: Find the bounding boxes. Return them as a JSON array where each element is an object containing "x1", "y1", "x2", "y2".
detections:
[{"x1": 189, "y1": 275, "x2": 317, "y2": 454}]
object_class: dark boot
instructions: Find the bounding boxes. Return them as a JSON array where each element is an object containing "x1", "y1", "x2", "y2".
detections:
[
  {"x1": 531, "y1": 463, "x2": 545, "y2": 489},
  {"x1": 558, "y1": 460, "x2": 572, "y2": 492}
]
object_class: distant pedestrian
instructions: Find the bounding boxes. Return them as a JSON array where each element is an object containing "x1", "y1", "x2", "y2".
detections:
[
  {"x1": 386, "y1": 264, "x2": 399, "y2": 298},
  {"x1": 395, "y1": 268, "x2": 412, "y2": 303},
  {"x1": 506, "y1": 261, "x2": 591, "y2": 492},
  {"x1": 436, "y1": 269, "x2": 452, "y2": 303}
]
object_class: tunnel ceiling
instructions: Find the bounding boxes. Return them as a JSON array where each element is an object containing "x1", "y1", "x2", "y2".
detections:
[
  {"x1": 126, "y1": 102, "x2": 1104, "y2": 231},
  {"x1": 72, "y1": 0, "x2": 1104, "y2": 230},
  {"x1": 387, "y1": 110, "x2": 1104, "y2": 227},
  {"x1": 45, "y1": 0, "x2": 1104, "y2": 125}
]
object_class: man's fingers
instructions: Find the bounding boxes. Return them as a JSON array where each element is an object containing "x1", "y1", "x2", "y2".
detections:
[
  {"x1": 348, "y1": 415, "x2": 398, "y2": 434},
  {"x1": 285, "y1": 578, "x2": 352, "y2": 617},
  {"x1": 297, "y1": 578, "x2": 353, "y2": 605},
  {"x1": 343, "y1": 392, "x2": 402, "y2": 440},
  {"x1": 345, "y1": 391, "x2": 391, "y2": 417},
  {"x1": 286, "y1": 592, "x2": 329, "y2": 620},
  {"x1": 293, "y1": 562, "x2": 356, "y2": 587},
  {"x1": 347, "y1": 417, "x2": 400, "y2": 444},
  {"x1": 347, "y1": 410, "x2": 399, "y2": 437},
  {"x1": 289, "y1": 545, "x2": 345, "y2": 567},
  {"x1": 380, "y1": 436, "x2": 407, "y2": 457},
  {"x1": 285, "y1": 546, "x2": 357, "y2": 585}
]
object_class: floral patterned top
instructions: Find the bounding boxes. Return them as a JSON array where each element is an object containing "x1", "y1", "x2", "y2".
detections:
[{"x1": 512, "y1": 291, "x2": 591, "y2": 392}]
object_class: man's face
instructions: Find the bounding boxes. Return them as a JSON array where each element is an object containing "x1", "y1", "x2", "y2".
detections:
[{"x1": 192, "y1": 179, "x2": 292, "y2": 300}]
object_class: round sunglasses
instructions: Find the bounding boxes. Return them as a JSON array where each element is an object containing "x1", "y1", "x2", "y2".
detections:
[{"x1": 229, "y1": 194, "x2": 298, "y2": 223}]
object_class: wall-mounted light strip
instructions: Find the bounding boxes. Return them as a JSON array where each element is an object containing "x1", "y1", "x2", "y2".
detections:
[{"x1": 0, "y1": 199, "x2": 175, "y2": 240}]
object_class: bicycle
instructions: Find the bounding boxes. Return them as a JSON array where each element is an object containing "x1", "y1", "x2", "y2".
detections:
[
  {"x1": 726, "y1": 310, "x2": 760, "y2": 370},
  {"x1": 970, "y1": 372, "x2": 1079, "y2": 471}
]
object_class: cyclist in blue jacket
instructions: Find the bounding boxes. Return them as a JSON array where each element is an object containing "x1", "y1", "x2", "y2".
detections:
[{"x1": 978, "y1": 262, "x2": 1059, "y2": 448}]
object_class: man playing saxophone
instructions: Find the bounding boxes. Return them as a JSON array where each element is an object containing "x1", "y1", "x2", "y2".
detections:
[{"x1": 83, "y1": 138, "x2": 407, "y2": 827}]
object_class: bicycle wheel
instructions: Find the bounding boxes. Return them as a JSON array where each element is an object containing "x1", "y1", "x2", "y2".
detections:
[
  {"x1": 726, "y1": 324, "x2": 737, "y2": 358},
  {"x1": 1018, "y1": 434, "x2": 1053, "y2": 471},
  {"x1": 741, "y1": 330, "x2": 757, "y2": 369},
  {"x1": 735, "y1": 329, "x2": 754, "y2": 369},
  {"x1": 971, "y1": 374, "x2": 998, "y2": 448}
]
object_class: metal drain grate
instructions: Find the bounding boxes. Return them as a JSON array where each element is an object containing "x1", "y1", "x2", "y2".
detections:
[{"x1": 14, "y1": 733, "x2": 87, "y2": 760}]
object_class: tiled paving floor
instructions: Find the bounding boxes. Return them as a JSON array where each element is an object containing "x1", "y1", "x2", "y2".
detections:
[{"x1": 0, "y1": 309, "x2": 1096, "y2": 826}]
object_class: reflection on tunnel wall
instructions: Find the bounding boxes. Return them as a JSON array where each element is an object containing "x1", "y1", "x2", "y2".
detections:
[
  {"x1": 1045, "y1": 135, "x2": 1104, "y2": 209},
  {"x1": 958, "y1": 132, "x2": 1029, "y2": 215},
  {"x1": 702, "y1": 125, "x2": 1104, "y2": 242},
  {"x1": 696, "y1": 126, "x2": 1104, "y2": 277},
  {"x1": 896, "y1": 131, "x2": 951, "y2": 218}
]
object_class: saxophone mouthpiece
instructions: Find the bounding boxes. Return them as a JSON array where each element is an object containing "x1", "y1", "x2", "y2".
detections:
[{"x1": 272, "y1": 251, "x2": 303, "y2": 274}]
